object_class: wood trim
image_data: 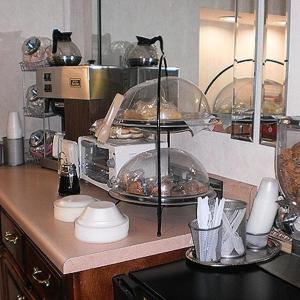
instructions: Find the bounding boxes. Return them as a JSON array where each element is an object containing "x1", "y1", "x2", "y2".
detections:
[{"x1": 72, "y1": 248, "x2": 187, "y2": 300}]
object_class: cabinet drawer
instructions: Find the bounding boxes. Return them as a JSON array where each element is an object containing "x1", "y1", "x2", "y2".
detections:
[
  {"x1": 3, "y1": 252, "x2": 37, "y2": 300},
  {"x1": 1, "y1": 211, "x2": 23, "y2": 268},
  {"x1": 24, "y1": 239, "x2": 62, "y2": 300}
]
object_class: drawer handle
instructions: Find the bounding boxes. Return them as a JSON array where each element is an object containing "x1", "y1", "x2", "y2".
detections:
[
  {"x1": 4, "y1": 231, "x2": 19, "y2": 244},
  {"x1": 16, "y1": 295, "x2": 25, "y2": 300},
  {"x1": 32, "y1": 267, "x2": 51, "y2": 287}
]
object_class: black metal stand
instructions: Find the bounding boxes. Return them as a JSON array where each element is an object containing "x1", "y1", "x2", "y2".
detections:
[{"x1": 156, "y1": 49, "x2": 168, "y2": 236}]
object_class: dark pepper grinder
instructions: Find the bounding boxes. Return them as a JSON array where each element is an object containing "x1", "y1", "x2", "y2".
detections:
[{"x1": 58, "y1": 162, "x2": 80, "y2": 196}]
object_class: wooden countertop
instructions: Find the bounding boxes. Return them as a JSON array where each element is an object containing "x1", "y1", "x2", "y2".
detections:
[
  {"x1": 0, "y1": 165, "x2": 291, "y2": 275},
  {"x1": 0, "y1": 165, "x2": 195, "y2": 274}
]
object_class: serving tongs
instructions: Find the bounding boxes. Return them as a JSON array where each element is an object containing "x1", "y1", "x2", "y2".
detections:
[{"x1": 95, "y1": 93, "x2": 124, "y2": 144}]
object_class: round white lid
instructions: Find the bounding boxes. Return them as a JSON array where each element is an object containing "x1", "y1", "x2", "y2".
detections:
[{"x1": 54, "y1": 195, "x2": 97, "y2": 208}]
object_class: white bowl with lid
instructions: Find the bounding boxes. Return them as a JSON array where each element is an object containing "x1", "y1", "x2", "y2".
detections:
[
  {"x1": 75, "y1": 201, "x2": 129, "y2": 243},
  {"x1": 54, "y1": 195, "x2": 97, "y2": 222}
]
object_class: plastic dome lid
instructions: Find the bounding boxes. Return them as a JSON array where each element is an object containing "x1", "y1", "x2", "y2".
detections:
[
  {"x1": 213, "y1": 78, "x2": 284, "y2": 115},
  {"x1": 116, "y1": 77, "x2": 210, "y2": 122},
  {"x1": 54, "y1": 195, "x2": 97, "y2": 208},
  {"x1": 113, "y1": 148, "x2": 210, "y2": 199}
]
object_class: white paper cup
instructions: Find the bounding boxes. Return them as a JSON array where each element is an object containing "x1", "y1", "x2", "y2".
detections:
[{"x1": 6, "y1": 112, "x2": 22, "y2": 139}]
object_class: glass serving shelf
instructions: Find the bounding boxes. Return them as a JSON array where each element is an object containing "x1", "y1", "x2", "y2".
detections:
[
  {"x1": 109, "y1": 187, "x2": 216, "y2": 206},
  {"x1": 113, "y1": 119, "x2": 189, "y2": 133}
]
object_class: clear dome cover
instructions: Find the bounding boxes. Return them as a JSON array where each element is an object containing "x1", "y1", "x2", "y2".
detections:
[
  {"x1": 115, "y1": 77, "x2": 210, "y2": 123},
  {"x1": 213, "y1": 78, "x2": 284, "y2": 115},
  {"x1": 213, "y1": 78, "x2": 253, "y2": 115},
  {"x1": 276, "y1": 117, "x2": 300, "y2": 207},
  {"x1": 112, "y1": 148, "x2": 212, "y2": 203}
]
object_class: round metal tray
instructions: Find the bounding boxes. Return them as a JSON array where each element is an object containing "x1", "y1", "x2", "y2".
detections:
[
  {"x1": 185, "y1": 239, "x2": 281, "y2": 267},
  {"x1": 109, "y1": 187, "x2": 216, "y2": 206},
  {"x1": 113, "y1": 119, "x2": 190, "y2": 133}
]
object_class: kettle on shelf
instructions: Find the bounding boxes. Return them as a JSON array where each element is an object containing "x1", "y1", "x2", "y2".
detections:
[
  {"x1": 125, "y1": 35, "x2": 160, "y2": 67},
  {"x1": 48, "y1": 29, "x2": 82, "y2": 66}
]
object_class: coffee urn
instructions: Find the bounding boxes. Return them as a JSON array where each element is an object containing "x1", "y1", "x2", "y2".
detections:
[{"x1": 36, "y1": 65, "x2": 123, "y2": 141}]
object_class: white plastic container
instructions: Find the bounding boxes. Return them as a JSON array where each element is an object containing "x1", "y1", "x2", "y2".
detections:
[
  {"x1": 246, "y1": 177, "x2": 279, "y2": 235},
  {"x1": 75, "y1": 201, "x2": 129, "y2": 243},
  {"x1": 54, "y1": 195, "x2": 97, "y2": 222},
  {"x1": 6, "y1": 112, "x2": 22, "y2": 139}
]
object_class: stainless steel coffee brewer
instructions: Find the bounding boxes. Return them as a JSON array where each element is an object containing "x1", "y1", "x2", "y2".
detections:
[
  {"x1": 36, "y1": 65, "x2": 179, "y2": 141},
  {"x1": 36, "y1": 65, "x2": 123, "y2": 141}
]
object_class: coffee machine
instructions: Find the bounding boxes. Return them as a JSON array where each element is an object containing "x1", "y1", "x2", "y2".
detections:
[
  {"x1": 36, "y1": 65, "x2": 123, "y2": 141},
  {"x1": 36, "y1": 65, "x2": 179, "y2": 141}
]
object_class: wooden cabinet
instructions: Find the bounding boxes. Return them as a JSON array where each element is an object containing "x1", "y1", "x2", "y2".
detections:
[
  {"x1": 24, "y1": 239, "x2": 67, "y2": 300},
  {"x1": 0, "y1": 209, "x2": 185, "y2": 299},
  {"x1": 0, "y1": 209, "x2": 4, "y2": 300},
  {"x1": 0, "y1": 246, "x2": 4, "y2": 300},
  {"x1": 0, "y1": 211, "x2": 73, "y2": 300},
  {"x1": 1, "y1": 212, "x2": 23, "y2": 269},
  {"x1": 2, "y1": 253, "x2": 36, "y2": 300}
]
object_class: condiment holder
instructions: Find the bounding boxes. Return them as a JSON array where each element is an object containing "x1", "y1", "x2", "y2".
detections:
[
  {"x1": 189, "y1": 197, "x2": 247, "y2": 263},
  {"x1": 221, "y1": 199, "x2": 246, "y2": 258},
  {"x1": 187, "y1": 196, "x2": 281, "y2": 267},
  {"x1": 75, "y1": 201, "x2": 129, "y2": 243}
]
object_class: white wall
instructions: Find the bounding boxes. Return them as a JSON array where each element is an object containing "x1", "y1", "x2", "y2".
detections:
[
  {"x1": 0, "y1": 0, "x2": 66, "y2": 139},
  {"x1": 101, "y1": 0, "x2": 200, "y2": 84},
  {"x1": 171, "y1": 131, "x2": 275, "y2": 187},
  {"x1": 0, "y1": 0, "x2": 93, "y2": 140}
]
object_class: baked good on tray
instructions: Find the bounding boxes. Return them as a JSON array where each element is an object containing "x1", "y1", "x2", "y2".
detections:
[
  {"x1": 122, "y1": 98, "x2": 182, "y2": 121},
  {"x1": 120, "y1": 173, "x2": 208, "y2": 198}
]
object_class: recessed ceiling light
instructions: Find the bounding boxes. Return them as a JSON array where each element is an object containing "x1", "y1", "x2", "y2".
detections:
[{"x1": 219, "y1": 16, "x2": 240, "y2": 23}]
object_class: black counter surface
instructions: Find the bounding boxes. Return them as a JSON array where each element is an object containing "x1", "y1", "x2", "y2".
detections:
[{"x1": 113, "y1": 256, "x2": 300, "y2": 300}]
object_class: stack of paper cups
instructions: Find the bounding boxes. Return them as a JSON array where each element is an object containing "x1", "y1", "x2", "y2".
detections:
[
  {"x1": 6, "y1": 112, "x2": 22, "y2": 139},
  {"x1": 247, "y1": 177, "x2": 279, "y2": 235},
  {"x1": 4, "y1": 112, "x2": 24, "y2": 166}
]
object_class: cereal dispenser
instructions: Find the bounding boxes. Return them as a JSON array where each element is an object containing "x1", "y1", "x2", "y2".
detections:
[{"x1": 276, "y1": 117, "x2": 300, "y2": 254}]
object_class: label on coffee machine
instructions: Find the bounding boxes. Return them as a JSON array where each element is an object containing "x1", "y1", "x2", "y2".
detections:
[{"x1": 70, "y1": 78, "x2": 81, "y2": 88}]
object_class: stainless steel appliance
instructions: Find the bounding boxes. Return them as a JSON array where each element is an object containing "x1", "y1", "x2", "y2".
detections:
[
  {"x1": 36, "y1": 65, "x2": 122, "y2": 100},
  {"x1": 78, "y1": 136, "x2": 167, "y2": 191},
  {"x1": 36, "y1": 65, "x2": 123, "y2": 140},
  {"x1": 36, "y1": 65, "x2": 178, "y2": 141}
]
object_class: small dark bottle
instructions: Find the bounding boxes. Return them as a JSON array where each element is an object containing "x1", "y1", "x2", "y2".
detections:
[{"x1": 58, "y1": 163, "x2": 80, "y2": 196}]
